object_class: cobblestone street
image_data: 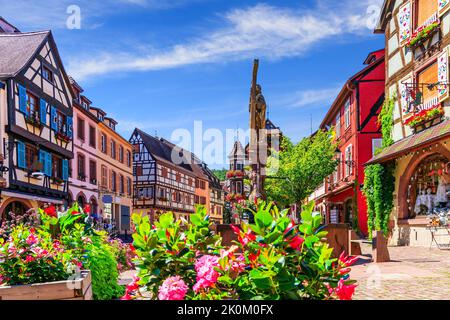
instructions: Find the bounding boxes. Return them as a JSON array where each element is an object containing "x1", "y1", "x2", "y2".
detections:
[{"x1": 351, "y1": 245, "x2": 450, "y2": 300}]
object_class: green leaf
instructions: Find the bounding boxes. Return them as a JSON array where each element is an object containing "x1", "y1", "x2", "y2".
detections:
[
  {"x1": 255, "y1": 211, "x2": 273, "y2": 229},
  {"x1": 159, "y1": 212, "x2": 174, "y2": 228}
]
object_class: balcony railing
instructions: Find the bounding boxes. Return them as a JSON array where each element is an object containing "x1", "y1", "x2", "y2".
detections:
[{"x1": 401, "y1": 82, "x2": 445, "y2": 114}]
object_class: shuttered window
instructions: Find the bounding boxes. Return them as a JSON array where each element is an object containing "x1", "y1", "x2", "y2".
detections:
[
  {"x1": 89, "y1": 160, "x2": 97, "y2": 184},
  {"x1": 89, "y1": 126, "x2": 96, "y2": 147},
  {"x1": 417, "y1": 61, "x2": 438, "y2": 102},
  {"x1": 417, "y1": 0, "x2": 438, "y2": 27},
  {"x1": 52, "y1": 154, "x2": 63, "y2": 179},
  {"x1": 77, "y1": 117, "x2": 85, "y2": 141},
  {"x1": 77, "y1": 154, "x2": 86, "y2": 180},
  {"x1": 101, "y1": 165, "x2": 108, "y2": 188}
]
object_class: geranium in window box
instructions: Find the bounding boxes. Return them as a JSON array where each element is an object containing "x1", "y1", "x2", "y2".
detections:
[
  {"x1": 405, "y1": 106, "x2": 445, "y2": 133},
  {"x1": 24, "y1": 112, "x2": 43, "y2": 129},
  {"x1": 56, "y1": 131, "x2": 71, "y2": 142},
  {"x1": 52, "y1": 176, "x2": 64, "y2": 185},
  {"x1": 406, "y1": 22, "x2": 440, "y2": 49}
]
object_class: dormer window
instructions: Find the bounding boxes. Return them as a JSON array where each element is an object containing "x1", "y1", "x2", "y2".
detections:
[
  {"x1": 82, "y1": 101, "x2": 89, "y2": 110},
  {"x1": 42, "y1": 66, "x2": 53, "y2": 83},
  {"x1": 98, "y1": 114, "x2": 104, "y2": 122}
]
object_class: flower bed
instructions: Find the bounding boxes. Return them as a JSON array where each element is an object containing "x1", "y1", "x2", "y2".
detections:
[
  {"x1": 124, "y1": 201, "x2": 358, "y2": 300},
  {"x1": 0, "y1": 203, "x2": 124, "y2": 300}
]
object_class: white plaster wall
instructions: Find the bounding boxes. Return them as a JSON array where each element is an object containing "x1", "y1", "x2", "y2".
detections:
[
  {"x1": 388, "y1": 52, "x2": 403, "y2": 78},
  {"x1": 388, "y1": 34, "x2": 399, "y2": 55}
]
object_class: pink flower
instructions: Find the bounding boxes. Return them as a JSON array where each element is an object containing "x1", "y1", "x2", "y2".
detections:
[
  {"x1": 26, "y1": 234, "x2": 38, "y2": 245},
  {"x1": 193, "y1": 255, "x2": 219, "y2": 293},
  {"x1": 158, "y1": 276, "x2": 189, "y2": 300},
  {"x1": 25, "y1": 255, "x2": 35, "y2": 263},
  {"x1": 335, "y1": 279, "x2": 357, "y2": 300}
]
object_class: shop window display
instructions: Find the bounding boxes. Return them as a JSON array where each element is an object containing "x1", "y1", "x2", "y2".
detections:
[{"x1": 408, "y1": 155, "x2": 450, "y2": 222}]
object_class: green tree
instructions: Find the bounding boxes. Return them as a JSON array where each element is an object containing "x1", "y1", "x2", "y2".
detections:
[
  {"x1": 265, "y1": 130, "x2": 338, "y2": 207},
  {"x1": 212, "y1": 169, "x2": 227, "y2": 181}
]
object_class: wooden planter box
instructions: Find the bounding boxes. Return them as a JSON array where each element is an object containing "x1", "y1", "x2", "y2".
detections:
[{"x1": 0, "y1": 270, "x2": 92, "y2": 300}]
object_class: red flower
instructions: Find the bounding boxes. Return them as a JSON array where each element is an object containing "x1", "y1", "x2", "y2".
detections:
[
  {"x1": 288, "y1": 235, "x2": 304, "y2": 250},
  {"x1": 120, "y1": 293, "x2": 133, "y2": 300},
  {"x1": 248, "y1": 250, "x2": 261, "y2": 263},
  {"x1": 339, "y1": 251, "x2": 358, "y2": 267},
  {"x1": 165, "y1": 229, "x2": 171, "y2": 241},
  {"x1": 335, "y1": 279, "x2": 357, "y2": 300},
  {"x1": 83, "y1": 204, "x2": 91, "y2": 214},
  {"x1": 25, "y1": 255, "x2": 35, "y2": 263},
  {"x1": 238, "y1": 230, "x2": 256, "y2": 247},
  {"x1": 71, "y1": 210, "x2": 81, "y2": 215},
  {"x1": 44, "y1": 206, "x2": 57, "y2": 218},
  {"x1": 230, "y1": 225, "x2": 241, "y2": 235}
]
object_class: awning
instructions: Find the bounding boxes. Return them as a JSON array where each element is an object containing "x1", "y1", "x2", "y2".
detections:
[{"x1": 367, "y1": 119, "x2": 450, "y2": 165}]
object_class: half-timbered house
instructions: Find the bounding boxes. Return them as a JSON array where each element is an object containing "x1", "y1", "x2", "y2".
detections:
[
  {"x1": 0, "y1": 21, "x2": 74, "y2": 216},
  {"x1": 370, "y1": 0, "x2": 450, "y2": 247},
  {"x1": 309, "y1": 49, "x2": 385, "y2": 236},
  {"x1": 130, "y1": 128, "x2": 197, "y2": 222}
]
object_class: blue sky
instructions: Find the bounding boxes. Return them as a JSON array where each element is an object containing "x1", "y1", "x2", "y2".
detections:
[{"x1": 1, "y1": 0, "x2": 384, "y2": 168}]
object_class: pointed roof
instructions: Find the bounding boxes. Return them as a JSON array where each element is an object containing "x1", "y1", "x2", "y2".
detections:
[
  {"x1": 134, "y1": 128, "x2": 194, "y2": 173},
  {"x1": 265, "y1": 118, "x2": 280, "y2": 130},
  {"x1": 228, "y1": 140, "x2": 245, "y2": 158},
  {"x1": 0, "y1": 31, "x2": 49, "y2": 79},
  {"x1": 374, "y1": 0, "x2": 395, "y2": 34},
  {"x1": 0, "y1": 17, "x2": 20, "y2": 33}
]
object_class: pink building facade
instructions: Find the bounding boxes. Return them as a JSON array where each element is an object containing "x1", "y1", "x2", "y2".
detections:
[{"x1": 68, "y1": 78, "x2": 100, "y2": 215}]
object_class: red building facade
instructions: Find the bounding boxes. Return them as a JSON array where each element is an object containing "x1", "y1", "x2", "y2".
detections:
[{"x1": 311, "y1": 49, "x2": 385, "y2": 236}]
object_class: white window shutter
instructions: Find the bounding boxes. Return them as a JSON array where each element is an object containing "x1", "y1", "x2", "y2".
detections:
[
  {"x1": 398, "y1": 1, "x2": 412, "y2": 46},
  {"x1": 439, "y1": 0, "x2": 450, "y2": 16},
  {"x1": 400, "y1": 75, "x2": 413, "y2": 118},
  {"x1": 438, "y1": 47, "x2": 449, "y2": 102}
]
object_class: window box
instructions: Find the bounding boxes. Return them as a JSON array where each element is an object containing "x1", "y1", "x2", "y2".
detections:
[
  {"x1": 56, "y1": 131, "x2": 71, "y2": 142},
  {"x1": 0, "y1": 270, "x2": 92, "y2": 300},
  {"x1": 52, "y1": 176, "x2": 64, "y2": 185},
  {"x1": 158, "y1": 197, "x2": 168, "y2": 201},
  {"x1": 90, "y1": 178, "x2": 97, "y2": 185},
  {"x1": 405, "y1": 106, "x2": 445, "y2": 133},
  {"x1": 406, "y1": 21, "x2": 440, "y2": 49},
  {"x1": 25, "y1": 112, "x2": 42, "y2": 128},
  {"x1": 78, "y1": 174, "x2": 87, "y2": 182}
]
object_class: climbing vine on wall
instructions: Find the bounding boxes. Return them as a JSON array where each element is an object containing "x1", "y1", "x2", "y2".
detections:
[
  {"x1": 363, "y1": 163, "x2": 395, "y2": 237},
  {"x1": 362, "y1": 95, "x2": 397, "y2": 237},
  {"x1": 377, "y1": 95, "x2": 396, "y2": 150}
]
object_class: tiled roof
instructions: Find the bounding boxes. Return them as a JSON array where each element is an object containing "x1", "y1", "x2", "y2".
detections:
[
  {"x1": 228, "y1": 140, "x2": 245, "y2": 158},
  {"x1": 0, "y1": 31, "x2": 49, "y2": 79},
  {"x1": 135, "y1": 128, "x2": 194, "y2": 173},
  {"x1": 367, "y1": 119, "x2": 450, "y2": 165}
]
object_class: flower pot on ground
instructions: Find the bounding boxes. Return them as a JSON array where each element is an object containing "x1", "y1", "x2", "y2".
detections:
[{"x1": 0, "y1": 270, "x2": 92, "y2": 300}]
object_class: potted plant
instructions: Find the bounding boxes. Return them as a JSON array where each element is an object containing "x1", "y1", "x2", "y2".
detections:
[{"x1": 124, "y1": 202, "x2": 358, "y2": 300}]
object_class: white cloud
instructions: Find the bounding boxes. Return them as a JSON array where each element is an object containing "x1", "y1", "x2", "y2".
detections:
[
  {"x1": 281, "y1": 87, "x2": 341, "y2": 109},
  {"x1": 67, "y1": 1, "x2": 383, "y2": 80}
]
